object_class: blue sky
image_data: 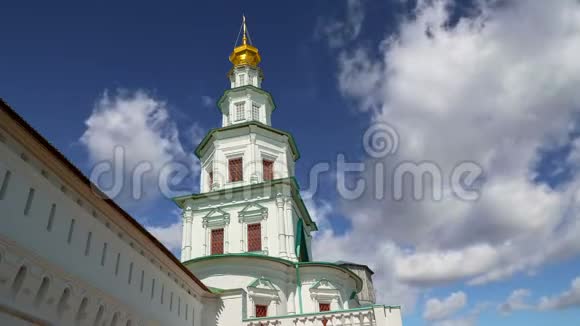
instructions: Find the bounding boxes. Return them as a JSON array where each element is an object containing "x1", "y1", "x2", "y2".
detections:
[{"x1": 2, "y1": 0, "x2": 580, "y2": 325}]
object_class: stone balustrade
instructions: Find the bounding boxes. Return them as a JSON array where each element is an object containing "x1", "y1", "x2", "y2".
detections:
[{"x1": 243, "y1": 305, "x2": 402, "y2": 326}]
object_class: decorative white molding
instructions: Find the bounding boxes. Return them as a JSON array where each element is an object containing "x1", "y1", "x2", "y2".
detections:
[
  {"x1": 202, "y1": 208, "x2": 231, "y2": 228},
  {"x1": 237, "y1": 203, "x2": 268, "y2": 224},
  {"x1": 309, "y1": 278, "x2": 342, "y2": 311},
  {"x1": 182, "y1": 207, "x2": 193, "y2": 222},
  {"x1": 247, "y1": 277, "x2": 280, "y2": 318}
]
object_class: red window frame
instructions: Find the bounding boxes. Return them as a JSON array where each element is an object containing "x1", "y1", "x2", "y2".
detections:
[
  {"x1": 319, "y1": 303, "x2": 330, "y2": 312},
  {"x1": 211, "y1": 228, "x2": 224, "y2": 255},
  {"x1": 229, "y1": 158, "x2": 243, "y2": 182},
  {"x1": 263, "y1": 159, "x2": 274, "y2": 181},
  {"x1": 255, "y1": 304, "x2": 268, "y2": 317},
  {"x1": 247, "y1": 223, "x2": 262, "y2": 252}
]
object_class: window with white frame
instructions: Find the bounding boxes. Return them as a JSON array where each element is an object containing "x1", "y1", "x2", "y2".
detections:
[
  {"x1": 235, "y1": 102, "x2": 245, "y2": 121},
  {"x1": 247, "y1": 277, "x2": 279, "y2": 318},
  {"x1": 239, "y1": 74, "x2": 246, "y2": 86},
  {"x1": 310, "y1": 278, "x2": 342, "y2": 311},
  {"x1": 247, "y1": 223, "x2": 262, "y2": 252},
  {"x1": 228, "y1": 158, "x2": 243, "y2": 182},
  {"x1": 252, "y1": 103, "x2": 260, "y2": 121},
  {"x1": 205, "y1": 162, "x2": 214, "y2": 191},
  {"x1": 210, "y1": 228, "x2": 224, "y2": 255}
]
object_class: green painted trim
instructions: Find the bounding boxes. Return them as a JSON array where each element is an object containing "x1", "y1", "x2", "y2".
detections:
[
  {"x1": 182, "y1": 252, "x2": 292, "y2": 267},
  {"x1": 208, "y1": 287, "x2": 225, "y2": 294},
  {"x1": 295, "y1": 219, "x2": 310, "y2": 262},
  {"x1": 292, "y1": 188, "x2": 318, "y2": 231},
  {"x1": 182, "y1": 253, "x2": 363, "y2": 292},
  {"x1": 373, "y1": 304, "x2": 402, "y2": 309},
  {"x1": 216, "y1": 85, "x2": 277, "y2": 113},
  {"x1": 172, "y1": 177, "x2": 318, "y2": 231},
  {"x1": 297, "y1": 262, "x2": 362, "y2": 292},
  {"x1": 349, "y1": 291, "x2": 357, "y2": 300},
  {"x1": 194, "y1": 121, "x2": 300, "y2": 160},
  {"x1": 242, "y1": 305, "x2": 401, "y2": 322}
]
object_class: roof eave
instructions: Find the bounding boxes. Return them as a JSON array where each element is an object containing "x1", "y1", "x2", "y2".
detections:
[{"x1": 194, "y1": 122, "x2": 300, "y2": 161}]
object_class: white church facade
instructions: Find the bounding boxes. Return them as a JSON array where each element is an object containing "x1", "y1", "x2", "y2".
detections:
[{"x1": 0, "y1": 19, "x2": 403, "y2": 326}]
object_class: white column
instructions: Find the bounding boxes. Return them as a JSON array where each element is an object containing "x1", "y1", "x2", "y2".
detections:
[
  {"x1": 181, "y1": 207, "x2": 193, "y2": 261},
  {"x1": 224, "y1": 224, "x2": 230, "y2": 254},
  {"x1": 285, "y1": 198, "x2": 296, "y2": 260},
  {"x1": 213, "y1": 144, "x2": 223, "y2": 190},
  {"x1": 287, "y1": 285, "x2": 296, "y2": 314},
  {"x1": 262, "y1": 214, "x2": 268, "y2": 254},
  {"x1": 240, "y1": 220, "x2": 246, "y2": 252},
  {"x1": 249, "y1": 133, "x2": 259, "y2": 184},
  {"x1": 200, "y1": 166, "x2": 205, "y2": 192},
  {"x1": 181, "y1": 218, "x2": 188, "y2": 261},
  {"x1": 276, "y1": 194, "x2": 287, "y2": 258},
  {"x1": 203, "y1": 224, "x2": 208, "y2": 256},
  {"x1": 249, "y1": 296, "x2": 255, "y2": 318},
  {"x1": 280, "y1": 147, "x2": 289, "y2": 178}
]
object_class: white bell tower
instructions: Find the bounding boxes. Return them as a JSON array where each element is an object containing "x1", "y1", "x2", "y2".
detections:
[{"x1": 175, "y1": 17, "x2": 317, "y2": 263}]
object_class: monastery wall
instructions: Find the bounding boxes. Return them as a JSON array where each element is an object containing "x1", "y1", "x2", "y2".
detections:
[{"x1": 0, "y1": 107, "x2": 218, "y2": 326}]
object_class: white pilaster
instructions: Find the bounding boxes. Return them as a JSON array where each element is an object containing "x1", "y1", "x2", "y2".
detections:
[
  {"x1": 262, "y1": 214, "x2": 268, "y2": 255},
  {"x1": 181, "y1": 207, "x2": 193, "y2": 261},
  {"x1": 249, "y1": 134, "x2": 258, "y2": 184},
  {"x1": 285, "y1": 198, "x2": 296, "y2": 260},
  {"x1": 240, "y1": 221, "x2": 246, "y2": 252},
  {"x1": 224, "y1": 225, "x2": 230, "y2": 254},
  {"x1": 276, "y1": 194, "x2": 287, "y2": 258},
  {"x1": 287, "y1": 286, "x2": 296, "y2": 314},
  {"x1": 280, "y1": 146, "x2": 289, "y2": 179},
  {"x1": 203, "y1": 225, "x2": 208, "y2": 256}
]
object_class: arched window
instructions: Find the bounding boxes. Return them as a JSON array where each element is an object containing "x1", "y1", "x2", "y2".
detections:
[{"x1": 11, "y1": 265, "x2": 27, "y2": 299}]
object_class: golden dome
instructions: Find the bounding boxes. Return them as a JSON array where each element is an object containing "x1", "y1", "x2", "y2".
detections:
[{"x1": 229, "y1": 16, "x2": 261, "y2": 67}]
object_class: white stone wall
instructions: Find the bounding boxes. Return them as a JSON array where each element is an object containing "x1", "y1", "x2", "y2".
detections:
[
  {"x1": 200, "y1": 132, "x2": 294, "y2": 192},
  {"x1": 181, "y1": 194, "x2": 308, "y2": 262},
  {"x1": 299, "y1": 266, "x2": 359, "y2": 313},
  {"x1": 0, "y1": 121, "x2": 216, "y2": 325},
  {"x1": 229, "y1": 66, "x2": 262, "y2": 89},
  {"x1": 187, "y1": 257, "x2": 361, "y2": 319},
  {"x1": 220, "y1": 88, "x2": 273, "y2": 128}
]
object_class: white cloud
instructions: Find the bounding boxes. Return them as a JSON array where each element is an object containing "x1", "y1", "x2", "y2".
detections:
[
  {"x1": 396, "y1": 245, "x2": 499, "y2": 286},
  {"x1": 498, "y1": 289, "x2": 533, "y2": 314},
  {"x1": 313, "y1": 0, "x2": 580, "y2": 313},
  {"x1": 432, "y1": 318, "x2": 475, "y2": 326},
  {"x1": 80, "y1": 89, "x2": 199, "y2": 207},
  {"x1": 143, "y1": 209, "x2": 184, "y2": 255},
  {"x1": 310, "y1": 200, "x2": 420, "y2": 312},
  {"x1": 498, "y1": 277, "x2": 580, "y2": 313},
  {"x1": 424, "y1": 291, "x2": 467, "y2": 321},
  {"x1": 147, "y1": 222, "x2": 182, "y2": 254},
  {"x1": 538, "y1": 276, "x2": 580, "y2": 310},
  {"x1": 315, "y1": 0, "x2": 365, "y2": 48},
  {"x1": 303, "y1": 197, "x2": 334, "y2": 234},
  {"x1": 147, "y1": 221, "x2": 182, "y2": 253}
]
